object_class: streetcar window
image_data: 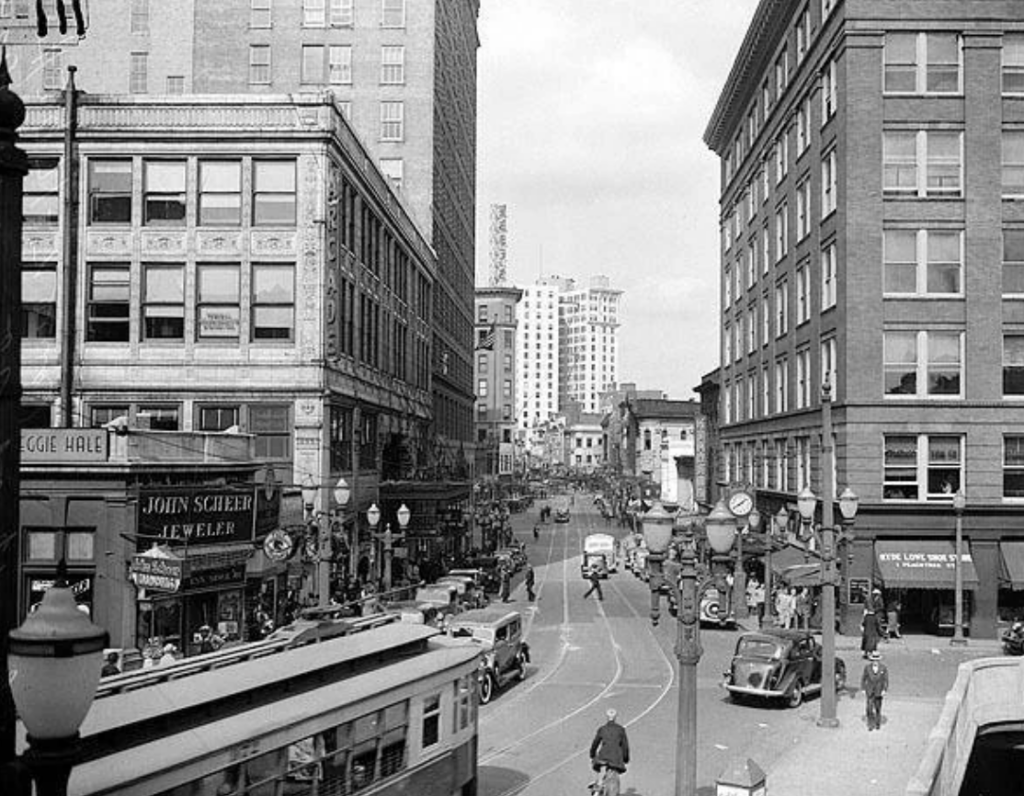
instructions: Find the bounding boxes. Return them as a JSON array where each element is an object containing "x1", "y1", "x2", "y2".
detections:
[
  {"x1": 455, "y1": 674, "x2": 474, "y2": 730},
  {"x1": 422, "y1": 692, "x2": 441, "y2": 747}
]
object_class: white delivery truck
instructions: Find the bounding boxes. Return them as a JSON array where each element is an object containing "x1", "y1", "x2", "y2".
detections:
[{"x1": 581, "y1": 533, "x2": 617, "y2": 578}]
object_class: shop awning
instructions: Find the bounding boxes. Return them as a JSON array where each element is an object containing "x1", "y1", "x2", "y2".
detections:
[
  {"x1": 999, "y1": 542, "x2": 1024, "y2": 590},
  {"x1": 874, "y1": 540, "x2": 978, "y2": 590}
]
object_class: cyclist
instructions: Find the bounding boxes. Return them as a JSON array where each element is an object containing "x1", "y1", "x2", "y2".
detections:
[{"x1": 589, "y1": 708, "x2": 629, "y2": 796}]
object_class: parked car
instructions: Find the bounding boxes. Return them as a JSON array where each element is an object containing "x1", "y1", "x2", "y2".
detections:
[
  {"x1": 435, "y1": 575, "x2": 488, "y2": 609},
  {"x1": 447, "y1": 609, "x2": 530, "y2": 704},
  {"x1": 722, "y1": 628, "x2": 847, "y2": 708}
]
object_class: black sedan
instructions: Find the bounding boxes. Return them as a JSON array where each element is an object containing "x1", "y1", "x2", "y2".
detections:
[{"x1": 722, "y1": 628, "x2": 846, "y2": 708}]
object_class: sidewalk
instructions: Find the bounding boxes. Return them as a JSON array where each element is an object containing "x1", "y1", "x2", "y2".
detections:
[{"x1": 762, "y1": 630, "x2": 1001, "y2": 796}]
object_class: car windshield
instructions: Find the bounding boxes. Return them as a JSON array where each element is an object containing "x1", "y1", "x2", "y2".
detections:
[
  {"x1": 451, "y1": 625, "x2": 494, "y2": 643},
  {"x1": 737, "y1": 637, "x2": 783, "y2": 658}
]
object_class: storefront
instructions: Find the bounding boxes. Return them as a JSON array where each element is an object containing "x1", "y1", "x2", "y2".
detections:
[{"x1": 870, "y1": 540, "x2": 979, "y2": 635}]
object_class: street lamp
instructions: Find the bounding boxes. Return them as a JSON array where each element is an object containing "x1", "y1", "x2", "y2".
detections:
[
  {"x1": 837, "y1": 487, "x2": 859, "y2": 635},
  {"x1": 952, "y1": 490, "x2": 967, "y2": 646},
  {"x1": 366, "y1": 503, "x2": 381, "y2": 585},
  {"x1": 796, "y1": 484, "x2": 858, "y2": 728},
  {"x1": 645, "y1": 499, "x2": 736, "y2": 796},
  {"x1": 382, "y1": 503, "x2": 412, "y2": 592},
  {"x1": 7, "y1": 580, "x2": 108, "y2": 796}
]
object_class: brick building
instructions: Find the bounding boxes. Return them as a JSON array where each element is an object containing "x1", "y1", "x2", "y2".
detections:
[
  {"x1": 473, "y1": 285, "x2": 522, "y2": 477},
  {"x1": 705, "y1": 0, "x2": 1024, "y2": 637}
]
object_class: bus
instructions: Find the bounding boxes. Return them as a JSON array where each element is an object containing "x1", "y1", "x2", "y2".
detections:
[{"x1": 25, "y1": 619, "x2": 482, "y2": 796}]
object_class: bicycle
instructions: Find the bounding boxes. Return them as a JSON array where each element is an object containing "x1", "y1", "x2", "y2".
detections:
[{"x1": 587, "y1": 763, "x2": 621, "y2": 796}]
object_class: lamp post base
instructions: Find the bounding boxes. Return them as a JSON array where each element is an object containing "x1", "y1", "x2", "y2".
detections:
[
  {"x1": 815, "y1": 716, "x2": 840, "y2": 729},
  {"x1": 950, "y1": 636, "x2": 968, "y2": 647}
]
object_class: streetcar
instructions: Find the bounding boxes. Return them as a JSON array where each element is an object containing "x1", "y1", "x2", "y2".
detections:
[{"x1": 21, "y1": 620, "x2": 482, "y2": 796}]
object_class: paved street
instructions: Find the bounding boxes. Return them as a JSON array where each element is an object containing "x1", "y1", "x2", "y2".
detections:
[{"x1": 478, "y1": 497, "x2": 999, "y2": 796}]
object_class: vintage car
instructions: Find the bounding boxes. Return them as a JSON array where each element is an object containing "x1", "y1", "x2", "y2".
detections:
[
  {"x1": 447, "y1": 609, "x2": 530, "y2": 704},
  {"x1": 434, "y1": 575, "x2": 488, "y2": 609},
  {"x1": 722, "y1": 628, "x2": 847, "y2": 708}
]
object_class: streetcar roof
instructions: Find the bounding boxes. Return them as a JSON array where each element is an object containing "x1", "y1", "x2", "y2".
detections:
[{"x1": 67, "y1": 641, "x2": 480, "y2": 796}]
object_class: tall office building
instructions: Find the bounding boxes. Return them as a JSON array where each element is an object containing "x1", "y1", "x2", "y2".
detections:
[
  {"x1": 515, "y1": 281, "x2": 560, "y2": 432},
  {"x1": 705, "y1": 0, "x2": 1024, "y2": 637},
  {"x1": 558, "y1": 275, "x2": 621, "y2": 414},
  {"x1": 6, "y1": 0, "x2": 480, "y2": 459}
]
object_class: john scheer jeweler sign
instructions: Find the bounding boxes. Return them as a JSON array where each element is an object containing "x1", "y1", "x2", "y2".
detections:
[{"x1": 138, "y1": 487, "x2": 258, "y2": 547}]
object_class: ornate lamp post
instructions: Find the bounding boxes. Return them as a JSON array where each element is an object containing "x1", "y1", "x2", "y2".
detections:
[
  {"x1": 7, "y1": 580, "x2": 108, "y2": 796},
  {"x1": 952, "y1": 490, "x2": 967, "y2": 646},
  {"x1": 366, "y1": 503, "x2": 381, "y2": 586},
  {"x1": 383, "y1": 503, "x2": 412, "y2": 592},
  {"x1": 796, "y1": 484, "x2": 858, "y2": 728},
  {"x1": 645, "y1": 499, "x2": 736, "y2": 796}
]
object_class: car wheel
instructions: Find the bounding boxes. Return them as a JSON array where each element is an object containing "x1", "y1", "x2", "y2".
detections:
[
  {"x1": 786, "y1": 680, "x2": 804, "y2": 708},
  {"x1": 516, "y1": 651, "x2": 528, "y2": 680},
  {"x1": 479, "y1": 671, "x2": 496, "y2": 704}
]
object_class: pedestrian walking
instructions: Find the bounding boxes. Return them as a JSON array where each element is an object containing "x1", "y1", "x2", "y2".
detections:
[
  {"x1": 860, "y1": 651, "x2": 889, "y2": 730},
  {"x1": 589, "y1": 708, "x2": 629, "y2": 796},
  {"x1": 525, "y1": 566, "x2": 535, "y2": 601},
  {"x1": 583, "y1": 564, "x2": 604, "y2": 601},
  {"x1": 860, "y1": 605, "x2": 882, "y2": 658},
  {"x1": 499, "y1": 566, "x2": 511, "y2": 603},
  {"x1": 796, "y1": 587, "x2": 812, "y2": 630},
  {"x1": 776, "y1": 587, "x2": 796, "y2": 628},
  {"x1": 886, "y1": 599, "x2": 902, "y2": 639},
  {"x1": 754, "y1": 580, "x2": 766, "y2": 627},
  {"x1": 533, "y1": 524, "x2": 540, "y2": 540}
]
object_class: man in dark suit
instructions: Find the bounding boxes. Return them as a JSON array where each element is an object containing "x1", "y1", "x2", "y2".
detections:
[{"x1": 860, "y1": 650, "x2": 889, "y2": 730}]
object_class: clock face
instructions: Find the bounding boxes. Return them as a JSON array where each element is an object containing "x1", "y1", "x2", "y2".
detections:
[{"x1": 728, "y1": 491, "x2": 753, "y2": 518}]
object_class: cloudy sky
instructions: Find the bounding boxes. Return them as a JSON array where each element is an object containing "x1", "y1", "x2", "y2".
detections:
[{"x1": 475, "y1": 0, "x2": 761, "y2": 400}]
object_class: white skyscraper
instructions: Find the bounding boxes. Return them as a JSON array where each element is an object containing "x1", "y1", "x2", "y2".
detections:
[{"x1": 515, "y1": 275, "x2": 622, "y2": 432}]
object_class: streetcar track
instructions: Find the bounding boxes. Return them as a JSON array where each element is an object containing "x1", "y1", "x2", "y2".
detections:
[{"x1": 481, "y1": 500, "x2": 680, "y2": 796}]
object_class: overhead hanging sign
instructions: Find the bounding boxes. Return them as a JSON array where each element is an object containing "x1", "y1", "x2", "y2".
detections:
[{"x1": 138, "y1": 487, "x2": 257, "y2": 547}]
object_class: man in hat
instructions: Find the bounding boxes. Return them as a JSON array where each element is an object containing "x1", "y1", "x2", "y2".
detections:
[
  {"x1": 860, "y1": 651, "x2": 889, "y2": 730},
  {"x1": 589, "y1": 708, "x2": 629, "y2": 796}
]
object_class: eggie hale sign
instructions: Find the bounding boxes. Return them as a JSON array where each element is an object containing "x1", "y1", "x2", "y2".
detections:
[{"x1": 138, "y1": 487, "x2": 257, "y2": 547}]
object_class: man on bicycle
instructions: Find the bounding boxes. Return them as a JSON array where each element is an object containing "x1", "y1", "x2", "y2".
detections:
[{"x1": 589, "y1": 708, "x2": 629, "y2": 796}]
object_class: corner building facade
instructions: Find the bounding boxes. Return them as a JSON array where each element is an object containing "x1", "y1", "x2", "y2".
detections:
[{"x1": 706, "y1": 0, "x2": 1024, "y2": 638}]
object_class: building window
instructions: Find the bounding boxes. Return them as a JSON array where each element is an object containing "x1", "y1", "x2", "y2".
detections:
[
  {"x1": 1004, "y1": 34, "x2": 1024, "y2": 94},
  {"x1": 747, "y1": 306, "x2": 757, "y2": 353},
  {"x1": 883, "y1": 434, "x2": 962, "y2": 501},
  {"x1": 1004, "y1": 436, "x2": 1024, "y2": 498},
  {"x1": 86, "y1": 265, "x2": 130, "y2": 342},
  {"x1": 821, "y1": 242, "x2": 837, "y2": 310},
  {"x1": 143, "y1": 160, "x2": 186, "y2": 226},
  {"x1": 796, "y1": 262, "x2": 810, "y2": 324},
  {"x1": 775, "y1": 357, "x2": 788, "y2": 413},
  {"x1": 198, "y1": 160, "x2": 241, "y2": 226},
  {"x1": 21, "y1": 263, "x2": 56, "y2": 339},
  {"x1": 137, "y1": 405, "x2": 180, "y2": 430},
  {"x1": 88, "y1": 160, "x2": 132, "y2": 224},
  {"x1": 795, "y1": 8, "x2": 810, "y2": 63},
  {"x1": 142, "y1": 264, "x2": 184, "y2": 340},
  {"x1": 381, "y1": 45, "x2": 404, "y2": 84},
  {"x1": 197, "y1": 405, "x2": 239, "y2": 432},
  {"x1": 884, "y1": 330, "x2": 963, "y2": 398},
  {"x1": 1004, "y1": 335, "x2": 1024, "y2": 396},
  {"x1": 883, "y1": 229, "x2": 962, "y2": 296},
  {"x1": 795, "y1": 436, "x2": 810, "y2": 489},
  {"x1": 821, "y1": 149, "x2": 837, "y2": 217},
  {"x1": 1005, "y1": 229, "x2": 1024, "y2": 295},
  {"x1": 329, "y1": 44, "x2": 352, "y2": 84},
  {"x1": 129, "y1": 52, "x2": 148, "y2": 94},
  {"x1": 795, "y1": 349, "x2": 811, "y2": 409},
  {"x1": 24, "y1": 161, "x2": 58, "y2": 224},
  {"x1": 477, "y1": 351, "x2": 487, "y2": 371},
  {"x1": 250, "y1": 0, "x2": 272, "y2": 28},
  {"x1": 774, "y1": 280, "x2": 788, "y2": 337},
  {"x1": 775, "y1": 131, "x2": 788, "y2": 184},
  {"x1": 380, "y1": 101, "x2": 404, "y2": 141},
  {"x1": 251, "y1": 264, "x2": 294, "y2": 340},
  {"x1": 761, "y1": 364, "x2": 770, "y2": 416},
  {"x1": 381, "y1": 0, "x2": 405, "y2": 27},
  {"x1": 774, "y1": 202, "x2": 788, "y2": 261},
  {"x1": 761, "y1": 295, "x2": 770, "y2": 347},
  {"x1": 796, "y1": 178, "x2": 811, "y2": 240},
  {"x1": 302, "y1": 0, "x2": 325, "y2": 26},
  {"x1": 477, "y1": 378, "x2": 488, "y2": 398},
  {"x1": 821, "y1": 58, "x2": 837, "y2": 123},
  {"x1": 252, "y1": 160, "x2": 296, "y2": 225},
  {"x1": 249, "y1": 405, "x2": 291, "y2": 459},
  {"x1": 166, "y1": 76, "x2": 185, "y2": 94},
  {"x1": 884, "y1": 130, "x2": 962, "y2": 197},
  {"x1": 503, "y1": 379, "x2": 512, "y2": 398},
  {"x1": 90, "y1": 405, "x2": 129, "y2": 428},
  {"x1": 884, "y1": 32, "x2": 961, "y2": 95},
  {"x1": 330, "y1": 0, "x2": 353, "y2": 26},
  {"x1": 197, "y1": 264, "x2": 240, "y2": 340},
  {"x1": 42, "y1": 48, "x2": 62, "y2": 91},
  {"x1": 821, "y1": 336, "x2": 837, "y2": 395},
  {"x1": 1004, "y1": 131, "x2": 1024, "y2": 197},
  {"x1": 724, "y1": 267, "x2": 732, "y2": 307},
  {"x1": 301, "y1": 45, "x2": 325, "y2": 84},
  {"x1": 775, "y1": 47, "x2": 788, "y2": 98},
  {"x1": 723, "y1": 323, "x2": 732, "y2": 362},
  {"x1": 775, "y1": 439, "x2": 788, "y2": 491},
  {"x1": 249, "y1": 45, "x2": 271, "y2": 85},
  {"x1": 130, "y1": 0, "x2": 149, "y2": 33}
]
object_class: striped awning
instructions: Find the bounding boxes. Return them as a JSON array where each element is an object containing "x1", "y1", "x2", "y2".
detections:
[{"x1": 1000, "y1": 542, "x2": 1024, "y2": 591}]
